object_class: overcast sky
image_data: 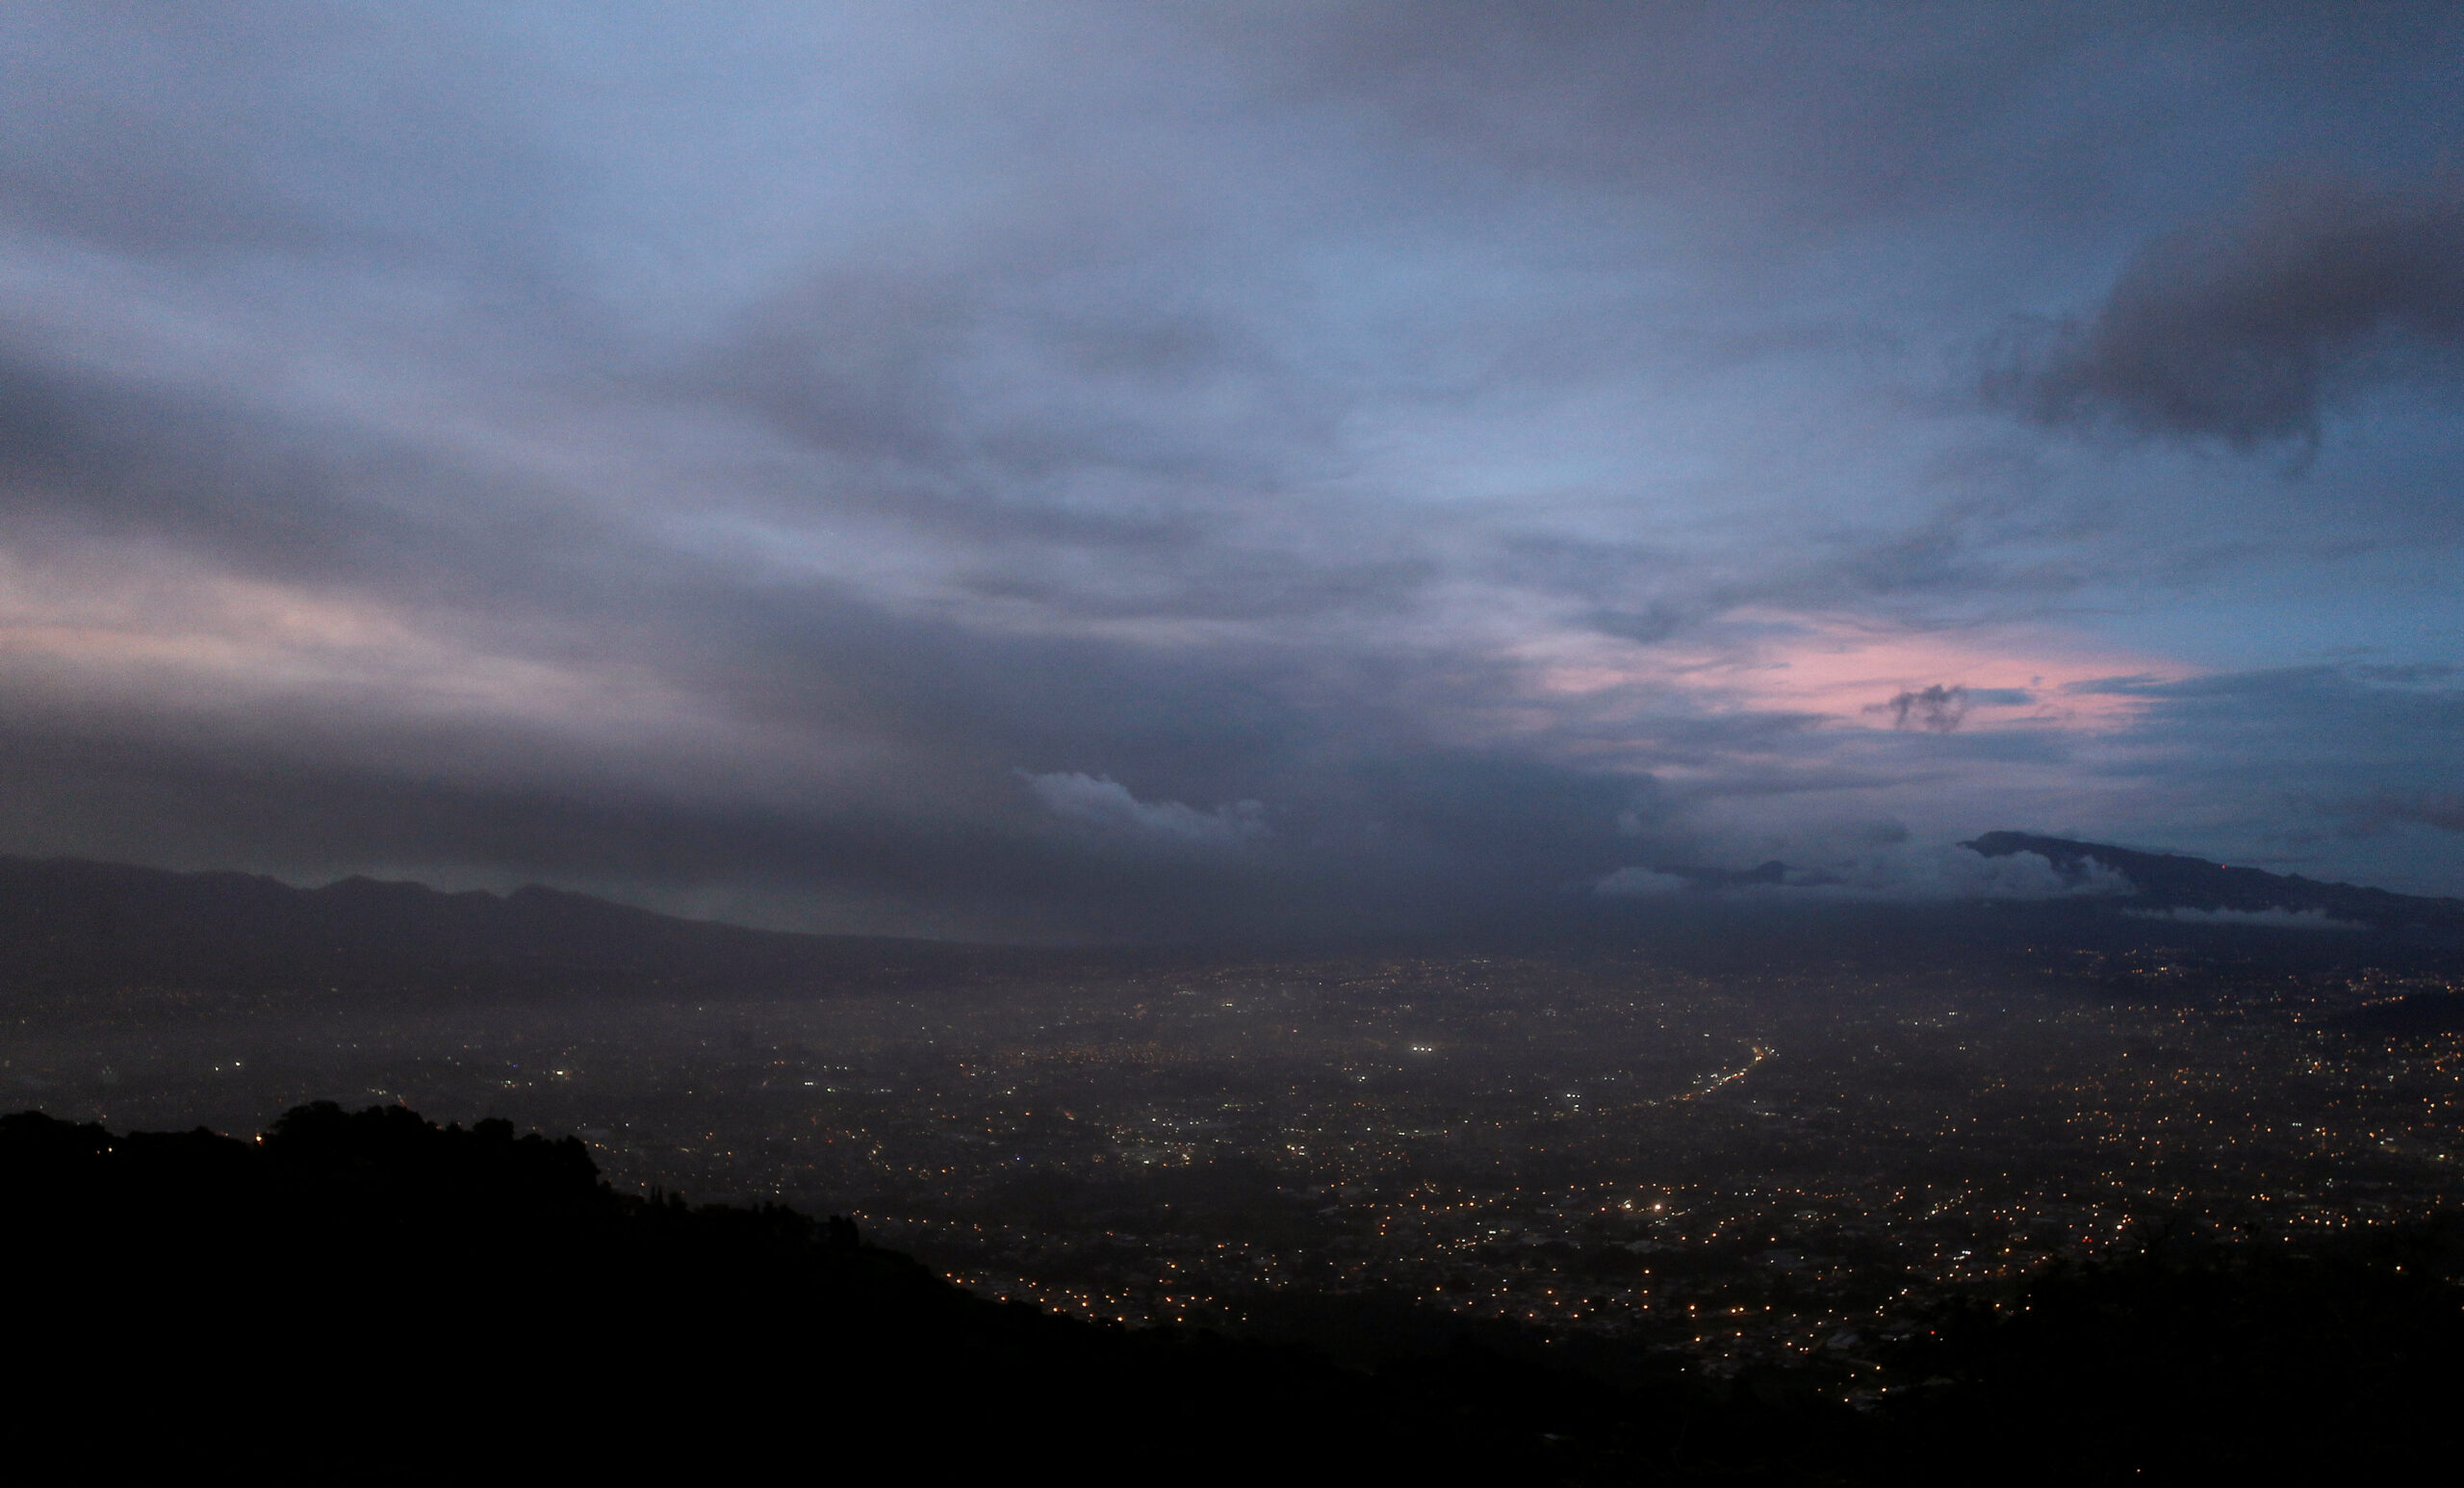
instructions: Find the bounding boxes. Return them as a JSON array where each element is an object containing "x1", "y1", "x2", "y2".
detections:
[{"x1": 3, "y1": 1, "x2": 2461, "y2": 938}]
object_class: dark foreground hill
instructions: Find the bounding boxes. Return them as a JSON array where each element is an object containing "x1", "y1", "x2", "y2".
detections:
[
  {"x1": 7, "y1": 1105, "x2": 2460, "y2": 1483},
  {"x1": 2, "y1": 1102, "x2": 1835, "y2": 1484}
]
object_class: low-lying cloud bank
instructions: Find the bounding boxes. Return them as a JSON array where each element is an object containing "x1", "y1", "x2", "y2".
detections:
[
  {"x1": 2126, "y1": 907, "x2": 2367, "y2": 932},
  {"x1": 1595, "y1": 845, "x2": 2135, "y2": 906},
  {"x1": 1021, "y1": 772, "x2": 1270, "y2": 849}
]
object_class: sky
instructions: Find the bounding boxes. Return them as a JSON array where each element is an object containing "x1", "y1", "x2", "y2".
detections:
[{"x1": 2, "y1": 1, "x2": 2462, "y2": 940}]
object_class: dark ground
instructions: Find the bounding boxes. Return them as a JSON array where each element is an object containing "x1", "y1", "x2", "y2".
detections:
[{"x1": 7, "y1": 1101, "x2": 2459, "y2": 1483}]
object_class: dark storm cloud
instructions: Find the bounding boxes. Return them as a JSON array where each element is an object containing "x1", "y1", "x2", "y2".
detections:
[
  {"x1": 1871, "y1": 685, "x2": 1970, "y2": 733},
  {"x1": 1993, "y1": 177, "x2": 2464, "y2": 447}
]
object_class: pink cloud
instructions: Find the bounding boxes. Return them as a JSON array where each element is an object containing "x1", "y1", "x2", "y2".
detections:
[{"x1": 1522, "y1": 608, "x2": 2191, "y2": 732}]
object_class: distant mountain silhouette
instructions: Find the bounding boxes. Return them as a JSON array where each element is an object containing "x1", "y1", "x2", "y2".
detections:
[
  {"x1": 1962, "y1": 832, "x2": 2464, "y2": 932},
  {"x1": 0, "y1": 855, "x2": 1083, "y2": 1013},
  {"x1": 8, "y1": 844, "x2": 2458, "y2": 1027}
]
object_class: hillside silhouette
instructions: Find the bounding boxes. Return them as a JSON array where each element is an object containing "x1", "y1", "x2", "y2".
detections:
[
  {"x1": 0, "y1": 856, "x2": 1099, "y2": 1017},
  {"x1": 1964, "y1": 831, "x2": 2464, "y2": 931},
  {"x1": 0, "y1": 1101, "x2": 1847, "y2": 1482},
  {"x1": 9, "y1": 849, "x2": 2456, "y2": 1023},
  {"x1": 7, "y1": 1103, "x2": 2458, "y2": 1481}
]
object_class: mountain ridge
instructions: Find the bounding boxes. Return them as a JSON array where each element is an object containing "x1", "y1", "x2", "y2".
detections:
[
  {"x1": 1962, "y1": 831, "x2": 2464, "y2": 932},
  {"x1": 0, "y1": 854, "x2": 1070, "y2": 1008},
  {"x1": 6, "y1": 840, "x2": 2458, "y2": 1020}
]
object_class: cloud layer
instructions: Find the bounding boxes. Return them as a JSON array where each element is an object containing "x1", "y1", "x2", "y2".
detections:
[
  {"x1": 0, "y1": 3, "x2": 2461, "y2": 938},
  {"x1": 1997, "y1": 177, "x2": 2464, "y2": 447}
]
